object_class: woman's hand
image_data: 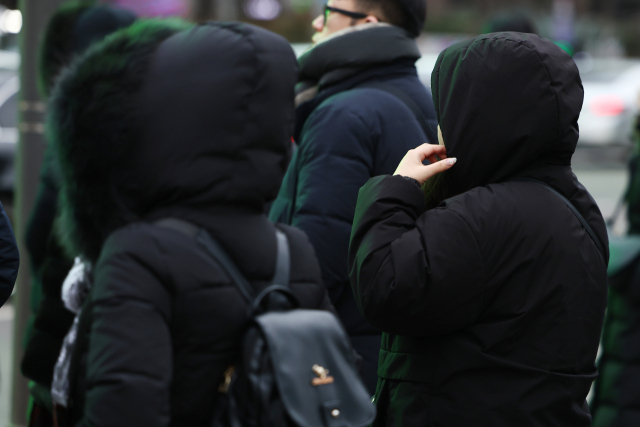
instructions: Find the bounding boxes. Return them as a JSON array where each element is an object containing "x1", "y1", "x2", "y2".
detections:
[{"x1": 393, "y1": 144, "x2": 456, "y2": 185}]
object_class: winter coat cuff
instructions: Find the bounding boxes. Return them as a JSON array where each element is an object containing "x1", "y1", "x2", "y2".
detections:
[
  {"x1": 400, "y1": 176, "x2": 422, "y2": 188},
  {"x1": 360, "y1": 175, "x2": 426, "y2": 214}
]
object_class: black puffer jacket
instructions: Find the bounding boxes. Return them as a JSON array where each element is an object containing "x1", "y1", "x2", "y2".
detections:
[
  {"x1": 269, "y1": 25, "x2": 437, "y2": 393},
  {"x1": 349, "y1": 33, "x2": 609, "y2": 426},
  {"x1": 48, "y1": 21, "x2": 332, "y2": 427}
]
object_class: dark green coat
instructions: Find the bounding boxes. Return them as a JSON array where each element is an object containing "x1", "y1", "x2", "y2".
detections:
[
  {"x1": 349, "y1": 33, "x2": 609, "y2": 427},
  {"x1": 589, "y1": 119, "x2": 640, "y2": 427}
]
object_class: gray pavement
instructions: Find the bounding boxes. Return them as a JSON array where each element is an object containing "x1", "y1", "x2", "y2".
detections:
[{"x1": 0, "y1": 152, "x2": 631, "y2": 426}]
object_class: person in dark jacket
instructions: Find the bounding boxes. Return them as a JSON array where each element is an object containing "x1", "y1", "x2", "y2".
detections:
[
  {"x1": 269, "y1": 0, "x2": 436, "y2": 394},
  {"x1": 588, "y1": 115, "x2": 640, "y2": 427},
  {"x1": 47, "y1": 19, "x2": 333, "y2": 426},
  {"x1": 0, "y1": 202, "x2": 18, "y2": 307},
  {"x1": 348, "y1": 32, "x2": 609, "y2": 426},
  {"x1": 622, "y1": 117, "x2": 640, "y2": 234},
  {"x1": 20, "y1": 3, "x2": 136, "y2": 425}
]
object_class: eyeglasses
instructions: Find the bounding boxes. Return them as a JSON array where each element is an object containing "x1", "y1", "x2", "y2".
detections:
[{"x1": 323, "y1": 5, "x2": 368, "y2": 27}]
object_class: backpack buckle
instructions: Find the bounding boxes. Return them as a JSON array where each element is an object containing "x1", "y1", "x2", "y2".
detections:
[{"x1": 311, "y1": 364, "x2": 335, "y2": 386}]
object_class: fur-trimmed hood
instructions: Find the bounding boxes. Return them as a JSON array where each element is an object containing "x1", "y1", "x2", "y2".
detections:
[{"x1": 48, "y1": 20, "x2": 299, "y2": 262}]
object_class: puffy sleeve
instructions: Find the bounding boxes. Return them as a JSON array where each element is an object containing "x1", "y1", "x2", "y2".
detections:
[
  {"x1": 348, "y1": 175, "x2": 485, "y2": 337},
  {"x1": 0, "y1": 200, "x2": 18, "y2": 307},
  {"x1": 78, "y1": 232, "x2": 172, "y2": 427}
]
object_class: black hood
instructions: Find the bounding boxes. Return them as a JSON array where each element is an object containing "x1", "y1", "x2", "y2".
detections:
[
  {"x1": 50, "y1": 21, "x2": 298, "y2": 261},
  {"x1": 121, "y1": 23, "x2": 298, "y2": 215},
  {"x1": 431, "y1": 32, "x2": 583, "y2": 195}
]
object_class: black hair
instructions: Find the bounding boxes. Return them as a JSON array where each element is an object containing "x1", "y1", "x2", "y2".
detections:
[
  {"x1": 357, "y1": 0, "x2": 426, "y2": 38},
  {"x1": 38, "y1": 0, "x2": 137, "y2": 97},
  {"x1": 39, "y1": 1, "x2": 95, "y2": 97}
]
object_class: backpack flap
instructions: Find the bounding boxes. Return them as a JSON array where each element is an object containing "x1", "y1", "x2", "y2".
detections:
[{"x1": 254, "y1": 309, "x2": 376, "y2": 427}]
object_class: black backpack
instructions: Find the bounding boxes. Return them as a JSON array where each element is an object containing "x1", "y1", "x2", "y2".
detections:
[{"x1": 156, "y1": 219, "x2": 376, "y2": 427}]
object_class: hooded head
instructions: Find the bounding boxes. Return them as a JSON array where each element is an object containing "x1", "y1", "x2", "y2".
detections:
[
  {"x1": 428, "y1": 32, "x2": 583, "y2": 203},
  {"x1": 49, "y1": 20, "x2": 299, "y2": 261},
  {"x1": 39, "y1": 1, "x2": 137, "y2": 97}
]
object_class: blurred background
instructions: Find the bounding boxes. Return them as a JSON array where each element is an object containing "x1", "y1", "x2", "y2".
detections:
[{"x1": 0, "y1": 0, "x2": 638, "y2": 425}]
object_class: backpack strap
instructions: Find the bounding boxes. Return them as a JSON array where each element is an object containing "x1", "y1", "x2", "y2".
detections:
[
  {"x1": 357, "y1": 81, "x2": 434, "y2": 143},
  {"x1": 272, "y1": 230, "x2": 290, "y2": 287},
  {"x1": 512, "y1": 178, "x2": 607, "y2": 264},
  {"x1": 155, "y1": 218, "x2": 199, "y2": 237},
  {"x1": 195, "y1": 231, "x2": 257, "y2": 302},
  {"x1": 155, "y1": 218, "x2": 290, "y2": 304}
]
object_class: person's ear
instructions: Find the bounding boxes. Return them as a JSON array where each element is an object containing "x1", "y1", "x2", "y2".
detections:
[{"x1": 364, "y1": 15, "x2": 379, "y2": 23}]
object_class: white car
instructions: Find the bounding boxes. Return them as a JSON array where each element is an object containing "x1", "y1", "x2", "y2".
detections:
[
  {"x1": 415, "y1": 53, "x2": 440, "y2": 87},
  {"x1": 576, "y1": 57, "x2": 640, "y2": 146}
]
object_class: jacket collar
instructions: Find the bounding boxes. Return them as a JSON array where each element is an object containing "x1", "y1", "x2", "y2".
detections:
[
  {"x1": 293, "y1": 25, "x2": 421, "y2": 141},
  {"x1": 297, "y1": 24, "x2": 420, "y2": 94}
]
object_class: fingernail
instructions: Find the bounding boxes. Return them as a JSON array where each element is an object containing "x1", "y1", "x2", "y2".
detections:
[{"x1": 446, "y1": 158, "x2": 457, "y2": 166}]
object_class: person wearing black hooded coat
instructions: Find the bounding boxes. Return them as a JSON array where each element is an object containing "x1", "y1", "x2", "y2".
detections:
[
  {"x1": 348, "y1": 32, "x2": 609, "y2": 426},
  {"x1": 47, "y1": 20, "x2": 333, "y2": 427},
  {"x1": 0, "y1": 207, "x2": 17, "y2": 307},
  {"x1": 20, "y1": 4, "x2": 136, "y2": 424},
  {"x1": 269, "y1": 0, "x2": 437, "y2": 394},
  {"x1": 588, "y1": 115, "x2": 640, "y2": 426}
]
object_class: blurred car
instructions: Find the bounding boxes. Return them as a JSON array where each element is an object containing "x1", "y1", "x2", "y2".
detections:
[
  {"x1": 0, "y1": 50, "x2": 19, "y2": 193},
  {"x1": 574, "y1": 56, "x2": 640, "y2": 146}
]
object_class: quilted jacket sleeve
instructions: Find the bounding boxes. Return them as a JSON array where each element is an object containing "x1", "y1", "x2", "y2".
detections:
[
  {"x1": 0, "y1": 200, "x2": 18, "y2": 307},
  {"x1": 271, "y1": 101, "x2": 376, "y2": 304},
  {"x1": 78, "y1": 231, "x2": 173, "y2": 427},
  {"x1": 348, "y1": 175, "x2": 486, "y2": 337}
]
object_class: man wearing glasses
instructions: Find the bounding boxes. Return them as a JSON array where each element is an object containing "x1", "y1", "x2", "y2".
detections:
[{"x1": 270, "y1": 0, "x2": 436, "y2": 395}]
